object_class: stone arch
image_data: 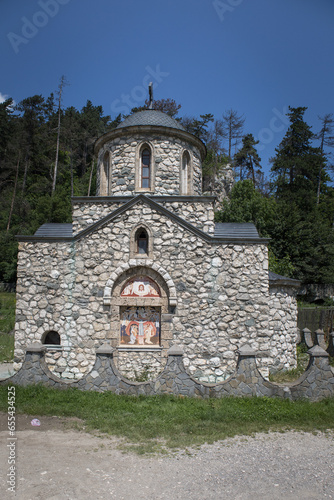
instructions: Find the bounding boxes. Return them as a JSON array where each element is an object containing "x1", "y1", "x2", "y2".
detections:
[
  {"x1": 106, "y1": 264, "x2": 175, "y2": 379},
  {"x1": 103, "y1": 260, "x2": 177, "y2": 306}
]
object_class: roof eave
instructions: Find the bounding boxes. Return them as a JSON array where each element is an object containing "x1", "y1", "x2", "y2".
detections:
[
  {"x1": 269, "y1": 278, "x2": 301, "y2": 288},
  {"x1": 16, "y1": 236, "x2": 73, "y2": 243},
  {"x1": 94, "y1": 125, "x2": 207, "y2": 160}
]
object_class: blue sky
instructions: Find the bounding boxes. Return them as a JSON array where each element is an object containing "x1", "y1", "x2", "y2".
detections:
[{"x1": 1, "y1": 0, "x2": 333, "y2": 179}]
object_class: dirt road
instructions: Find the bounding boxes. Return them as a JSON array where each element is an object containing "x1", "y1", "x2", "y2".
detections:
[{"x1": 0, "y1": 414, "x2": 333, "y2": 499}]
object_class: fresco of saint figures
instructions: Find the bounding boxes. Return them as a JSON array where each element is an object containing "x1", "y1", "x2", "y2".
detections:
[
  {"x1": 121, "y1": 276, "x2": 161, "y2": 297},
  {"x1": 120, "y1": 306, "x2": 160, "y2": 346}
]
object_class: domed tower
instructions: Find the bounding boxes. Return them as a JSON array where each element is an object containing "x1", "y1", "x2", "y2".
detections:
[{"x1": 94, "y1": 109, "x2": 206, "y2": 196}]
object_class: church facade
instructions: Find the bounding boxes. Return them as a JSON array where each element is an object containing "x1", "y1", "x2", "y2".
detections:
[{"x1": 14, "y1": 110, "x2": 299, "y2": 382}]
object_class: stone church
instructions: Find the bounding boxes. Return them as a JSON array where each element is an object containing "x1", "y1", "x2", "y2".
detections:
[{"x1": 14, "y1": 108, "x2": 300, "y2": 382}]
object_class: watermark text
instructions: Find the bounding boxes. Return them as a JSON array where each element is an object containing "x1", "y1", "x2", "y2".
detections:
[
  {"x1": 256, "y1": 106, "x2": 289, "y2": 151},
  {"x1": 7, "y1": 386, "x2": 16, "y2": 493},
  {"x1": 111, "y1": 65, "x2": 170, "y2": 115},
  {"x1": 7, "y1": 0, "x2": 72, "y2": 54},
  {"x1": 212, "y1": 0, "x2": 244, "y2": 22}
]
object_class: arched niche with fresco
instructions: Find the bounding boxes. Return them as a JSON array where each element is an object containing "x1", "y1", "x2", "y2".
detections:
[{"x1": 107, "y1": 267, "x2": 173, "y2": 353}]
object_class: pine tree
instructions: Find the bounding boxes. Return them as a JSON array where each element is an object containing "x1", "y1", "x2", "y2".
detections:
[
  {"x1": 270, "y1": 107, "x2": 334, "y2": 283},
  {"x1": 234, "y1": 134, "x2": 262, "y2": 186}
]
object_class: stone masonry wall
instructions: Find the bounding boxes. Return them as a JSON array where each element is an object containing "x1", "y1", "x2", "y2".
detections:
[
  {"x1": 268, "y1": 286, "x2": 299, "y2": 372},
  {"x1": 14, "y1": 202, "x2": 296, "y2": 382},
  {"x1": 4, "y1": 345, "x2": 333, "y2": 402},
  {"x1": 96, "y1": 133, "x2": 202, "y2": 196},
  {"x1": 72, "y1": 199, "x2": 215, "y2": 235}
]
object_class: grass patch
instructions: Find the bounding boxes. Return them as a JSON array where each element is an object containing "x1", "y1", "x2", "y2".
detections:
[
  {"x1": 0, "y1": 333, "x2": 14, "y2": 362},
  {"x1": 0, "y1": 292, "x2": 15, "y2": 362},
  {"x1": 0, "y1": 292, "x2": 16, "y2": 334},
  {"x1": 0, "y1": 385, "x2": 333, "y2": 453}
]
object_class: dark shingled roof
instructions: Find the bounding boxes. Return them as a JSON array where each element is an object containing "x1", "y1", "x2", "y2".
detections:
[
  {"x1": 34, "y1": 223, "x2": 73, "y2": 238},
  {"x1": 214, "y1": 223, "x2": 260, "y2": 240},
  {"x1": 269, "y1": 271, "x2": 300, "y2": 287},
  {"x1": 117, "y1": 109, "x2": 185, "y2": 131}
]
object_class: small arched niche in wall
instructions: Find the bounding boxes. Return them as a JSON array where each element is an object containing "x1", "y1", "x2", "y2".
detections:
[
  {"x1": 42, "y1": 330, "x2": 61, "y2": 346},
  {"x1": 130, "y1": 225, "x2": 153, "y2": 258}
]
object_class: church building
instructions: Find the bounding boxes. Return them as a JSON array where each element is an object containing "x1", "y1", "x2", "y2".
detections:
[{"x1": 14, "y1": 108, "x2": 300, "y2": 382}]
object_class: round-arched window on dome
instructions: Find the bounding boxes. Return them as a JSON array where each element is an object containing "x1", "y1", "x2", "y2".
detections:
[{"x1": 141, "y1": 148, "x2": 151, "y2": 188}]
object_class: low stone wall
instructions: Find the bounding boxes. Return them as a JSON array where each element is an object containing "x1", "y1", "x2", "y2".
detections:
[
  {"x1": 298, "y1": 283, "x2": 334, "y2": 302},
  {"x1": 2, "y1": 343, "x2": 334, "y2": 402}
]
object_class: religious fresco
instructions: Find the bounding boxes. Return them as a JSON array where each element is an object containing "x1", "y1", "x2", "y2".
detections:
[
  {"x1": 121, "y1": 276, "x2": 161, "y2": 297},
  {"x1": 120, "y1": 306, "x2": 160, "y2": 346}
]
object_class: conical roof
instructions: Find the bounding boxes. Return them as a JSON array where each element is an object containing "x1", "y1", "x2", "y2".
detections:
[{"x1": 117, "y1": 109, "x2": 185, "y2": 131}]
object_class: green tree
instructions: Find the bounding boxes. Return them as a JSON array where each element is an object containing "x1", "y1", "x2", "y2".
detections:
[
  {"x1": 270, "y1": 107, "x2": 328, "y2": 207},
  {"x1": 131, "y1": 98, "x2": 182, "y2": 118},
  {"x1": 234, "y1": 134, "x2": 262, "y2": 187},
  {"x1": 270, "y1": 107, "x2": 334, "y2": 283},
  {"x1": 181, "y1": 113, "x2": 214, "y2": 143},
  {"x1": 315, "y1": 113, "x2": 334, "y2": 204},
  {"x1": 215, "y1": 180, "x2": 277, "y2": 238}
]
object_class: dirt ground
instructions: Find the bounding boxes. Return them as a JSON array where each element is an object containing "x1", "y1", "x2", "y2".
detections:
[{"x1": 0, "y1": 412, "x2": 333, "y2": 500}]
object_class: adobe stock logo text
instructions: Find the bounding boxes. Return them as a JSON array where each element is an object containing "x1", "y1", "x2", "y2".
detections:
[{"x1": 7, "y1": 0, "x2": 72, "y2": 54}]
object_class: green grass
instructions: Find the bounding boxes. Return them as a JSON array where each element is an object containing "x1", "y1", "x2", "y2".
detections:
[
  {"x1": 0, "y1": 292, "x2": 15, "y2": 362},
  {"x1": 0, "y1": 333, "x2": 14, "y2": 362},
  {"x1": 0, "y1": 292, "x2": 16, "y2": 334},
  {"x1": 0, "y1": 385, "x2": 333, "y2": 453}
]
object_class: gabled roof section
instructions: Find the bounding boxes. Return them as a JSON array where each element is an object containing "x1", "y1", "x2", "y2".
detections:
[
  {"x1": 34, "y1": 223, "x2": 73, "y2": 238},
  {"x1": 214, "y1": 223, "x2": 260, "y2": 239},
  {"x1": 17, "y1": 195, "x2": 269, "y2": 245}
]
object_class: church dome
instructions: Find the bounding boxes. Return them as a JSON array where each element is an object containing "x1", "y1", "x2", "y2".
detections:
[{"x1": 117, "y1": 109, "x2": 185, "y2": 131}]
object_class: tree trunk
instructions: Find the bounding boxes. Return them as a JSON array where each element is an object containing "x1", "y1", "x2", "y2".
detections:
[
  {"x1": 316, "y1": 131, "x2": 325, "y2": 205},
  {"x1": 7, "y1": 155, "x2": 20, "y2": 232},
  {"x1": 52, "y1": 76, "x2": 67, "y2": 196},
  {"x1": 51, "y1": 99, "x2": 61, "y2": 195},
  {"x1": 22, "y1": 153, "x2": 29, "y2": 193}
]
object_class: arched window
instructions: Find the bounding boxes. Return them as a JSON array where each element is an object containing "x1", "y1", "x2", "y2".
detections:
[
  {"x1": 100, "y1": 151, "x2": 109, "y2": 195},
  {"x1": 136, "y1": 228, "x2": 149, "y2": 254},
  {"x1": 181, "y1": 151, "x2": 191, "y2": 194},
  {"x1": 42, "y1": 331, "x2": 61, "y2": 345},
  {"x1": 141, "y1": 148, "x2": 151, "y2": 188}
]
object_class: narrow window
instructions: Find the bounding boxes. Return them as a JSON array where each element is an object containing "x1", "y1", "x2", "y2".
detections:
[
  {"x1": 141, "y1": 148, "x2": 150, "y2": 188},
  {"x1": 100, "y1": 151, "x2": 109, "y2": 195},
  {"x1": 136, "y1": 229, "x2": 148, "y2": 254},
  {"x1": 181, "y1": 151, "x2": 190, "y2": 194}
]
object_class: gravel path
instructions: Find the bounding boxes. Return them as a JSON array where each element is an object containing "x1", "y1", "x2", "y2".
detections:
[{"x1": 1, "y1": 423, "x2": 333, "y2": 500}]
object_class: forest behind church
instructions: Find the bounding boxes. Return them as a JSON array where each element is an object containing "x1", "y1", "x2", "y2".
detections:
[{"x1": 0, "y1": 90, "x2": 334, "y2": 285}]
